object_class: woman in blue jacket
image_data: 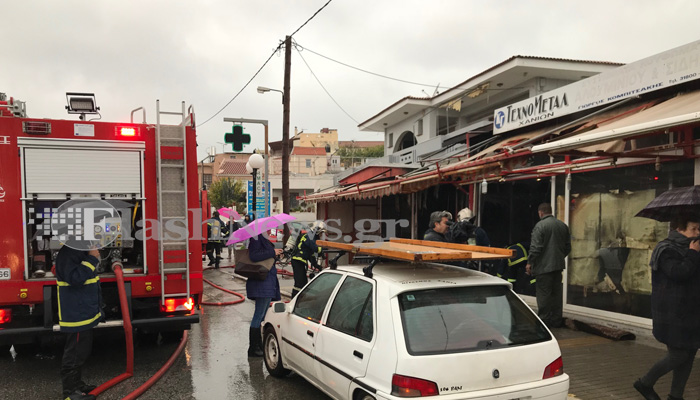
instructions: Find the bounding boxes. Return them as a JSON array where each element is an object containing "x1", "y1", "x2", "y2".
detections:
[{"x1": 246, "y1": 233, "x2": 282, "y2": 357}]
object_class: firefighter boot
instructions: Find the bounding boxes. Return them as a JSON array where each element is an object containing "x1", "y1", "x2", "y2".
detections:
[
  {"x1": 247, "y1": 327, "x2": 263, "y2": 357},
  {"x1": 64, "y1": 391, "x2": 96, "y2": 400}
]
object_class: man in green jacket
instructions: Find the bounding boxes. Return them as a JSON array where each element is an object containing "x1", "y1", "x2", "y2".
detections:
[{"x1": 526, "y1": 203, "x2": 571, "y2": 328}]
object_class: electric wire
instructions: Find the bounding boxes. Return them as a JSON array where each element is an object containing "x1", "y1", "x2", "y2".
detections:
[
  {"x1": 296, "y1": 43, "x2": 450, "y2": 90},
  {"x1": 295, "y1": 43, "x2": 360, "y2": 124},
  {"x1": 290, "y1": 0, "x2": 334, "y2": 37},
  {"x1": 197, "y1": 44, "x2": 282, "y2": 128},
  {"x1": 197, "y1": 0, "x2": 335, "y2": 128}
]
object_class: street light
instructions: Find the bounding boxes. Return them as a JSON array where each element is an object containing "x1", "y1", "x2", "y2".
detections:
[
  {"x1": 257, "y1": 86, "x2": 284, "y2": 103},
  {"x1": 248, "y1": 153, "x2": 265, "y2": 220}
]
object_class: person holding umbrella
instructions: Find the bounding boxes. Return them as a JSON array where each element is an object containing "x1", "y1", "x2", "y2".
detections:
[
  {"x1": 245, "y1": 232, "x2": 283, "y2": 357},
  {"x1": 634, "y1": 212, "x2": 700, "y2": 400}
]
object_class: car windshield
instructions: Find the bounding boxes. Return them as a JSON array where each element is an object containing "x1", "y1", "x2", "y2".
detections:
[{"x1": 398, "y1": 285, "x2": 551, "y2": 355}]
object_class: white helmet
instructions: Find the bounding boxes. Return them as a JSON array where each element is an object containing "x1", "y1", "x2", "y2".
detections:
[
  {"x1": 457, "y1": 207, "x2": 474, "y2": 222},
  {"x1": 310, "y1": 221, "x2": 328, "y2": 235}
]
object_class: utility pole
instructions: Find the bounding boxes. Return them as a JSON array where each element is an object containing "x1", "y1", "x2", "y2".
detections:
[{"x1": 282, "y1": 35, "x2": 292, "y2": 243}]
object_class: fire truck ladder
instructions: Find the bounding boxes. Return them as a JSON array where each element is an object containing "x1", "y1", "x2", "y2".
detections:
[{"x1": 155, "y1": 100, "x2": 191, "y2": 306}]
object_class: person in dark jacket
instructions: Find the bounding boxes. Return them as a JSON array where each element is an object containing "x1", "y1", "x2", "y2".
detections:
[
  {"x1": 290, "y1": 222, "x2": 326, "y2": 297},
  {"x1": 246, "y1": 233, "x2": 282, "y2": 357},
  {"x1": 499, "y1": 242, "x2": 536, "y2": 296},
  {"x1": 206, "y1": 211, "x2": 229, "y2": 269},
  {"x1": 525, "y1": 203, "x2": 571, "y2": 328},
  {"x1": 423, "y1": 211, "x2": 452, "y2": 242},
  {"x1": 56, "y1": 244, "x2": 103, "y2": 400},
  {"x1": 634, "y1": 214, "x2": 700, "y2": 400}
]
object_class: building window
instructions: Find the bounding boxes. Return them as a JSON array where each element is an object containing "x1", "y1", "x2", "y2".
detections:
[
  {"x1": 306, "y1": 159, "x2": 312, "y2": 168},
  {"x1": 388, "y1": 133, "x2": 394, "y2": 147},
  {"x1": 417, "y1": 119, "x2": 423, "y2": 136},
  {"x1": 203, "y1": 174, "x2": 212, "y2": 186}
]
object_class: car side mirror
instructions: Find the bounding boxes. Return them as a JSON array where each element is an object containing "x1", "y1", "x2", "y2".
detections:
[{"x1": 273, "y1": 302, "x2": 287, "y2": 313}]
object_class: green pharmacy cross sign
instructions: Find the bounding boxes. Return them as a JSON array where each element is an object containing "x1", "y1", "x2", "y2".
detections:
[{"x1": 224, "y1": 125, "x2": 250, "y2": 152}]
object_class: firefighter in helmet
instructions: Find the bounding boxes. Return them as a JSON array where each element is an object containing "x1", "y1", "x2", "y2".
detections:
[
  {"x1": 55, "y1": 235, "x2": 103, "y2": 400},
  {"x1": 290, "y1": 221, "x2": 327, "y2": 297},
  {"x1": 206, "y1": 211, "x2": 229, "y2": 269}
]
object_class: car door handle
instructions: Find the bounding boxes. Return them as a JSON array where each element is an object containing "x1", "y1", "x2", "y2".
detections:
[
  {"x1": 307, "y1": 330, "x2": 314, "y2": 338},
  {"x1": 353, "y1": 350, "x2": 363, "y2": 359}
]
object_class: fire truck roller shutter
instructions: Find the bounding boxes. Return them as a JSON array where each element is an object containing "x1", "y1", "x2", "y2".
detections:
[{"x1": 21, "y1": 142, "x2": 144, "y2": 198}]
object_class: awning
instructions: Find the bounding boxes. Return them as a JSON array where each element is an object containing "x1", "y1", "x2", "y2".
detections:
[{"x1": 532, "y1": 90, "x2": 700, "y2": 153}]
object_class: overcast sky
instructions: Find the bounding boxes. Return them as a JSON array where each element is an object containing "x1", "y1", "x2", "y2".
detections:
[{"x1": 4, "y1": 1, "x2": 699, "y2": 160}]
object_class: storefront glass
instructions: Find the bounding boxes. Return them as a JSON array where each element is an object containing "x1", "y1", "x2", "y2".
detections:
[{"x1": 565, "y1": 161, "x2": 694, "y2": 318}]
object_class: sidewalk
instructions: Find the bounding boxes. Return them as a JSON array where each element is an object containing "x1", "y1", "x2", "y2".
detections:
[
  {"x1": 226, "y1": 260, "x2": 700, "y2": 399},
  {"x1": 553, "y1": 326, "x2": 700, "y2": 399}
]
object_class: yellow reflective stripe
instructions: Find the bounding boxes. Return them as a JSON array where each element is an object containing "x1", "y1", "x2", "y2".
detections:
[
  {"x1": 507, "y1": 243, "x2": 528, "y2": 266},
  {"x1": 59, "y1": 312, "x2": 102, "y2": 328},
  {"x1": 81, "y1": 261, "x2": 96, "y2": 271},
  {"x1": 56, "y1": 277, "x2": 100, "y2": 286},
  {"x1": 496, "y1": 273, "x2": 502, "y2": 278},
  {"x1": 507, "y1": 279, "x2": 517, "y2": 283},
  {"x1": 530, "y1": 278, "x2": 537, "y2": 284},
  {"x1": 317, "y1": 246, "x2": 321, "y2": 254},
  {"x1": 84, "y1": 277, "x2": 100, "y2": 285},
  {"x1": 57, "y1": 286, "x2": 62, "y2": 321},
  {"x1": 292, "y1": 256, "x2": 306, "y2": 262}
]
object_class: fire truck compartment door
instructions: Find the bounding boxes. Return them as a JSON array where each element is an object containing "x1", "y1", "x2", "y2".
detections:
[{"x1": 21, "y1": 140, "x2": 144, "y2": 198}]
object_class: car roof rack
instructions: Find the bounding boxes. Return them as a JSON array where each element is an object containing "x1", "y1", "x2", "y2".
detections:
[{"x1": 318, "y1": 238, "x2": 515, "y2": 278}]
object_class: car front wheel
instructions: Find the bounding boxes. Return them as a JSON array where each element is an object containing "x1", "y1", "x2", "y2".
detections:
[{"x1": 263, "y1": 327, "x2": 291, "y2": 377}]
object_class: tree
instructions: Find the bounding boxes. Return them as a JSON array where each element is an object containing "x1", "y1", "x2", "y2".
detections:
[
  {"x1": 208, "y1": 178, "x2": 246, "y2": 213},
  {"x1": 335, "y1": 145, "x2": 384, "y2": 168}
]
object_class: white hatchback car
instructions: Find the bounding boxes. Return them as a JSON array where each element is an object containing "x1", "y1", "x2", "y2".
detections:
[{"x1": 262, "y1": 261, "x2": 569, "y2": 400}]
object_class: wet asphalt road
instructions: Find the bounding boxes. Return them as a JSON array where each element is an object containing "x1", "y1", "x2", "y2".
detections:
[{"x1": 0, "y1": 268, "x2": 329, "y2": 400}]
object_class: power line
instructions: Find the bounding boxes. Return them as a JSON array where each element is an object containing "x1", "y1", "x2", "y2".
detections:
[
  {"x1": 296, "y1": 42, "x2": 451, "y2": 90},
  {"x1": 197, "y1": 44, "x2": 281, "y2": 128},
  {"x1": 290, "y1": 0, "x2": 334, "y2": 37},
  {"x1": 295, "y1": 42, "x2": 359, "y2": 124},
  {"x1": 198, "y1": 0, "x2": 335, "y2": 128}
]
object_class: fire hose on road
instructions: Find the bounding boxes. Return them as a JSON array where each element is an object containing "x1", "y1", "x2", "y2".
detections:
[{"x1": 89, "y1": 262, "x2": 189, "y2": 400}]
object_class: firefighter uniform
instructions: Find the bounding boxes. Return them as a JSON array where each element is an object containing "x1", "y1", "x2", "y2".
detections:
[
  {"x1": 56, "y1": 245, "x2": 103, "y2": 400},
  {"x1": 499, "y1": 242, "x2": 536, "y2": 296},
  {"x1": 206, "y1": 213, "x2": 228, "y2": 269},
  {"x1": 291, "y1": 232, "x2": 322, "y2": 297}
]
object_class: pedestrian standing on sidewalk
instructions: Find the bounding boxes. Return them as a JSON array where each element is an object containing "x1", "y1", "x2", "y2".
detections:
[
  {"x1": 525, "y1": 203, "x2": 571, "y2": 329},
  {"x1": 634, "y1": 213, "x2": 700, "y2": 400},
  {"x1": 245, "y1": 233, "x2": 282, "y2": 357}
]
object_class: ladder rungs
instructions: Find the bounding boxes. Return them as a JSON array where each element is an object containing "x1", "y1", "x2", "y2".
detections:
[
  {"x1": 162, "y1": 190, "x2": 185, "y2": 194},
  {"x1": 160, "y1": 138, "x2": 184, "y2": 142},
  {"x1": 160, "y1": 111, "x2": 184, "y2": 116},
  {"x1": 162, "y1": 216, "x2": 187, "y2": 219},
  {"x1": 161, "y1": 164, "x2": 185, "y2": 168},
  {"x1": 163, "y1": 241, "x2": 187, "y2": 246},
  {"x1": 163, "y1": 292, "x2": 189, "y2": 297}
]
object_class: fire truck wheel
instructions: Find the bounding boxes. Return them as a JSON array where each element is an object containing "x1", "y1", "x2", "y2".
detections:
[
  {"x1": 135, "y1": 329, "x2": 159, "y2": 346},
  {"x1": 160, "y1": 329, "x2": 184, "y2": 343}
]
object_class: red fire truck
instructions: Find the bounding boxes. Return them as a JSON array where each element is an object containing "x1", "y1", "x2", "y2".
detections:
[{"x1": 0, "y1": 93, "x2": 203, "y2": 350}]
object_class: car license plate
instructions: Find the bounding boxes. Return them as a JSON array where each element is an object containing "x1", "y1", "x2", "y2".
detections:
[{"x1": 0, "y1": 268, "x2": 10, "y2": 280}]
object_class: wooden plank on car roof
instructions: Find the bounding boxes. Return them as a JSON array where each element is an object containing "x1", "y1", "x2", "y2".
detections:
[
  {"x1": 390, "y1": 238, "x2": 515, "y2": 257},
  {"x1": 317, "y1": 239, "x2": 513, "y2": 262}
]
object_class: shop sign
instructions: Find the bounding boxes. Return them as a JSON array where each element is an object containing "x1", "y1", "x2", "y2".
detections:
[{"x1": 494, "y1": 40, "x2": 700, "y2": 134}]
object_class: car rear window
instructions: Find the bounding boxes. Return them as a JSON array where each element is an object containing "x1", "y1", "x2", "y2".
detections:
[{"x1": 398, "y1": 285, "x2": 551, "y2": 355}]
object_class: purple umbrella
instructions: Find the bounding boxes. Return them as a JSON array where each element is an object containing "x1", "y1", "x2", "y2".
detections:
[
  {"x1": 635, "y1": 185, "x2": 700, "y2": 222},
  {"x1": 217, "y1": 207, "x2": 240, "y2": 220},
  {"x1": 226, "y1": 213, "x2": 296, "y2": 245}
]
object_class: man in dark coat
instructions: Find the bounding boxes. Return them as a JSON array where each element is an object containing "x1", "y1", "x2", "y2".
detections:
[
  {"x1": 423, "y1": 211, "x2": 452, "y2": 242},
  {"x1": 634, "y1": 213, "x2": 700, "y2": 400},
  {"x1": 526, "y1": 203, "x2": 571, "y2": 328},
  {"x1": 56, "y1": 244, "x2": 103, "y2": 400}
]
